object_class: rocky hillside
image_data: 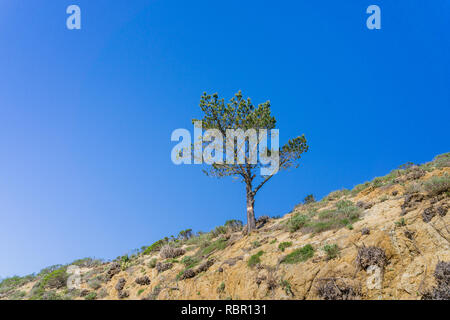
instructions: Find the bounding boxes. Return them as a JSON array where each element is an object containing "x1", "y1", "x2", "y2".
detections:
[{"x1": 1, "y1": 153, "x2": 449, "y2": 300}]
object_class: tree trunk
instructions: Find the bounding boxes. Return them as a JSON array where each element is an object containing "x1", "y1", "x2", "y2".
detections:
[{"x1": 246, "y1": 184, "x2": 256, "y2": 233}]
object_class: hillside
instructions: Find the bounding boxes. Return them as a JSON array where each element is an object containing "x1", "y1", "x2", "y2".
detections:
[{"x1": 1, "y1": 153, "x2": 449, "y2": 300}]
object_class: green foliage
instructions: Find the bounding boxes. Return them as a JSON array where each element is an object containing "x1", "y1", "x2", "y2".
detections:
[
  {"x1": 287, "y1": 214, "x2": 309, "y2": 232},
  {"x1": 430, "y1": 152, "x2": 450, "y2": 168},
  {"x1": 142, "y1": 239, "x2": 167, "y2": 255},
  {"x1": 303, "y1": 194, "x2": 315, "y2": 204},
  {"x1": 423, "y1": 174, "x2": 450, "y2": 196},
  {"x1": 40, "y1": 267, "x2": 68, "y2": 289},
  {"x1": 395, "y1": 218, "x2": 406, "y2": 227},
  {"x1": 9, "y1": 290, "x2": 26, "y2": 300},
  {"x1": 323, "y1": 189, "x2": 351, "y2": 202},
  {"x1": 211, "y1": 226, "x2": 227, "y2": 237},
  {"x1": 148, "y1": 258, "x2": 157, "y2": 269},
  {"x1": 248, "y1": 251, "x2": 264, "y2": 267},
  {"x1": 270, "y1": 239, "x2": 277, "y2": 244},
  {"x1": 201, "y1": 239, "x2": 228, "y2": 256},
  {"x1": 70, "y1": 258, "x2": 102, "y2": 268},
  {"x1": 322, "y1": 244, "x2": 339, "y2": 260},
  {"x1": 278, "y1": 242, "x2": 292, "y2": 252},
  {"x1": 251, "y1": 241, "x2": 261, "y2": 248},
  {"x1": 180, "y1": 256, "x2": 200, "y2": 269},
  {"x1": 281, "y1": 244, "x2": 314, "y2": 264},
  {"x1": 217, "y1": 282, "x2": 225, "y2": 293},
  {"x1": 137, "y1": 289, "x2": 145, "y2": 296},
  {"x1": 193, "y1": 91, "x2": 308, "y2": 231},
  {"x1": 85, "y1": 292, "x2": 97, "y2": 300},
  {"x1": 0, "y1": 275, "x2": 35, "y2": 295},
  {"x1": 224, "y1": 220, "x2": 243, "y2": 231},
  {"x1": 280, "y1": 279, "x2": 294, "y2": 296}
]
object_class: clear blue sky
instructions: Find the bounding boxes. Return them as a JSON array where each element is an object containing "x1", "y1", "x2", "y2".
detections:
[{"x1": 0, "y1": 0, "x2": 449, "y2": 277}]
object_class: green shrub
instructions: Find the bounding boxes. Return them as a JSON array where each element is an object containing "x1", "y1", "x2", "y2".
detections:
[
  {"x1": 303, "y1": 194, "x2": 316, "y2": 204},
  {"x1": 217, "y1": 282, "x2": 225, "y2": 293},
  {"x1": 180, "y1": 256, "x2": 199, "y2": 269},
  {"x1": 248, "y1": 251, "x2": 264, "y2": 267},
  {"x1": 423, "y1": 174, "x2": 450, "y2": 196},
  {"x1": 142, "y1": 239, "x2": 166, "y2": 255},
  {"x1": 85, "y1": 292, "x2": 97, "y2": 300},
  {"x1": 137, "y1": 289, "x2": 145, "y2": 296},
  {"x1": 201, "y1": 239, "x2": 228, "y2": 256},
  {"x1": 148, "y1": 258, "x2": 157, "y2": 268},
  {"x1": 278, "y1": 242, "x2": 292, "y2": 252},
  {"x1": 432, "y1": 152, "x2": 450, "y2": 168},
  {"x1": 322, "y1": 244, "x2": 339, "y2": 260},
  {"x1": 395, "y1": 218, "x2": 406, "y2": 227},
  {"x1": 280, "y1": 279, "x2": 294, "y2": 296},
  {"x1": 281, "y1": 245, "x2": 314, "y2": 264},
  {"x1": 287, "y1": 214, "x2": 309, "y2": 232},
  {"x1": 41, "y1": 267, "x2": 68, "y2": 289}
]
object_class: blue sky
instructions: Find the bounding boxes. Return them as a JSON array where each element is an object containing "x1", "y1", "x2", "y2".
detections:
[{"x1": 0, "y1": 0, "x2": 449, "y2": 277}]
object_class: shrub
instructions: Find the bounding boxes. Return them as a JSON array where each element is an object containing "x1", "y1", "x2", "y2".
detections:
[
  {"x1": 180, "y1": 256, "x2": 200, "y2": 269},
  {"x1": 211, "y1": 225, "x2": 227, "y2": 237},
  {"x1": 71, "y1": 258, "x2": 102, "y2": 268},
  {"x1": 303, "y1": 194, "x2": 316, "y2": 204},
  {"x1": 280, "y1": 279, "x2": 294, "y2": 296},
  {"x1": 287, "y1": 214, "x2": 309, "y2": 232},
  {"x1": 148, "y1": 258, "x2": 157, "y2": 268},
  {"x1": 355, "y1": 246, "x2": 387, "y2": 270},
  {"x1": 85, "y1": 292, "x2": 97, "y2": 300},
  {"x1": 317, "y1": 278, "x2": 360, "y2": 300},
  {"x1": 252, "y1": 241, "x2": 261, "y2": 248},
  {"x1": 217, "y1": 282, "x2": 225, "y2": 293},
  {"x1": 323, "y1": 189, "x2": 351, "y2": 202},
  {"x1": 351, "y1": 182, "x2": 371, "y2": 195},
  {"x1": 432, "y1": 152, "x2": 450, "y2": 168},
  {"x1": 248, "y1": 251, "x2": 264, "y2": 268},
  {"x1": 322, "y1": 244, "x2": 339, "y2": 260},
  {"x1": 405, "y1": 182, "x2": 423, "y2": 194},
  {"x1": 201, "y1": 239, "x2": 228, "y2": 256},
  {"x1": 160, "y1": 245, "x2": 185, "y2": 259},
  {"x1": 224, "y1": 220, "x2": 243, "y2": 231},
  {"x1": 281, "y1": 244, "x2": 314, "y2": 264},
  {"x1": 41, "y1": 268, "x2": 69, "y2": 289},
  {"x1": 142, "y1": 239, "x2": 166, "y2": 255},
  {"x1": 423, "y1": 174, "x2": 450, "y2": 196},
  {"x1": 278, "y1": 242, "x2": 292, "y2": 252},
  {"x1": 305, "y1": 200, "x2": 360, "y2": 234}
]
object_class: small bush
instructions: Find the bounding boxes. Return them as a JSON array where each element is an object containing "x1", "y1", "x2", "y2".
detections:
[
  {"x1": 142, "y1": 239, "x2": 166, "y2": 255},
  {"x1": 278, "y1": 242, "x2": 292, "y2": 252},
  {"x1": 160, "y1": 245, "x2": 186, "y2": 259},
  {"x1": 180, "y1": 256, "x2": 200, "y2": 269},
  {"x1": 280, "y1": 279, "x2": 294, "y2": 296},
  {"x1": 281, "y1": 244, "x2": 314, "y2": 264},
  {"x1": 303, "y1": 194, "x2": 316, "y2": 204},
  {"x1": 432, "y1": 152, "x2": 450, "y2": 168},
  {"x1": 317, "y1": 278, "x2": 360, "y2": 300},
  {"x1": 322, "y1": 244, "x2": 339, "y2": 260},
  {"x1": 248, "y1": 251, "x2": 264, "y2": 268},
  {"x1": 287, "y1": 214, "x2": 309, "y2": 232},
  {"x1": 85, "y1": 292, "x2": 97, "y2": 300},
  {"x1": 201, "y1": 239, "x2": 228, "y2": 256},
  {"x1": 423, "y1": 174, "x2": 450, "y2": 196},
  {"x1": 355, "y1": 246, "x2": 387, "y2": 270},
  {"x1": 217, "y1": 282, "x2": 225, "y2": 293},
  {"x1": 148, "y1": 258, "x2": 157, "y2": 268}
]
